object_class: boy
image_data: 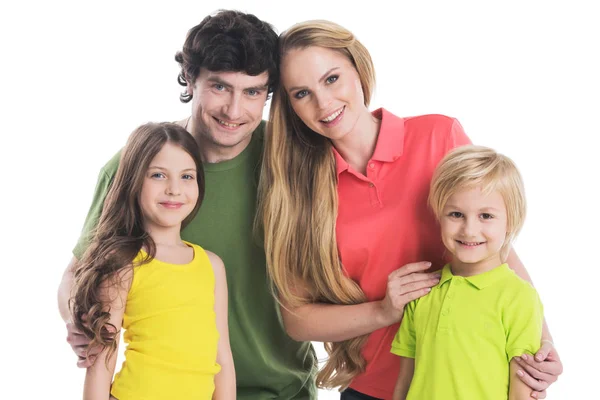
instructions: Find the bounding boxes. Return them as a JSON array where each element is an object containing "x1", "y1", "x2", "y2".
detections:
[{"x1": 392, "y1": 145, "x2": 543, "y2": 400}]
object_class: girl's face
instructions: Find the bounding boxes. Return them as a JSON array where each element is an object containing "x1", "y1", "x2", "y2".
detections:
[
  {"x1": 281, "y1": 46, "x2": 369, "y2": 142},
  {"x1": 440, "y1": 186, "x2": 508, "y2": 275},
  {"x1": 139, "y1": 143, "x2": 199, "y2": 233}
]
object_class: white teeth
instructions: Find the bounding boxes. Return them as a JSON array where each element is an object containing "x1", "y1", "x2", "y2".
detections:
[
  {"x1": 218, "y1": 119, "x2": 239, "y2": 128},
  {"x1": 321, "y1": 108, "x2": 343, "y2": 122},
  {"x1": 459, "y1": 241, "x2": 483, "y2": 246}
]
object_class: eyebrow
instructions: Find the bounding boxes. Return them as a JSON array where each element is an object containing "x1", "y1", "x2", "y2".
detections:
[
  {"x1": 444, "y1": 204, "x2": 502, "y2": 213},
  {"x1": 288, "y1": 67, "x2": 340, "y2": 92},
  {"x1": 444, "y1": 204, "x2": 461, "y2": 210},
  {"x1": 478, "y1": 207, "x2": 502, "y2": 212},
  {"x1": 148, "y1": 166, "x2": 197, "y2": 172},
  {"x1": 207, "y1": 76, "x2": 268, "y2": 92}
]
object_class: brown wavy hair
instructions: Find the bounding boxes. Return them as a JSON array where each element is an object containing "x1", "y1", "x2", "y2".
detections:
[
  {"x1": 258, "y1": 20, "x2": 376, "y2": 390},
  {"x1": 70, "y1": 122, "x2": 204, "y2": 363}
]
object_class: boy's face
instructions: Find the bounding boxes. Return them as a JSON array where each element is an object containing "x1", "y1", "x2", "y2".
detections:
[
  {"x1": 189, "y1": 69, "x2": 269, "y2": 161},
  {"x1": 440, "y1": 187, "x2": 508, "y2": 275}
]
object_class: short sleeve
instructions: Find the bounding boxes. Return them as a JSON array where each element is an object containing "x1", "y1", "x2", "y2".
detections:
[
  {"x1": 391, "y1": 299, "x2": 418, "y2": 358},
  {"x1": 448, "y1": 118, "x2": 472, "y2": 150},
  {"x1": 504, "y1": 284, "x2": 544, "y2": 360},
  {"x1": 72, "y1": 151, "x2": 121, "y2": 259}
]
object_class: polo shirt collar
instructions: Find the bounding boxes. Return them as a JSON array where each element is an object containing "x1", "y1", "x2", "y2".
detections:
[
  {"x1": 334, "y1": 108, "x2": 405, "y2": 175},
  {"x1": 439, "y1": 263, "x2": 513, "y2": 290}
]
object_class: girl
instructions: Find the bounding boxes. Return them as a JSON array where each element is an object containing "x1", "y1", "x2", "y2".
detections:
[
  {"x1": 70, "y1": 122, "x2": 235, "y2": 399},
  {"x1": 258, "y1": 20, "x2": 561, "y2": 399},
  {"x1": 391, "y1": 145, "x2": 543, "y2": 400}
]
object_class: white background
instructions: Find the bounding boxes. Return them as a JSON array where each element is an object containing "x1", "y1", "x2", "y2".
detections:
[{"x1": 1, "y1": 0, "x2": 597, "y2": 398}]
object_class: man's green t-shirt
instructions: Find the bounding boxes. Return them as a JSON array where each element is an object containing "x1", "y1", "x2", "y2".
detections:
[{"x1": 73, "y1": 121, "x2": 317, "y2": 399}]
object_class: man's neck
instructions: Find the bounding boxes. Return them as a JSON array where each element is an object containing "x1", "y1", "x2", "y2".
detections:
[{"x1": 198, "y1": 135, "x2": 253, "y2": 164}]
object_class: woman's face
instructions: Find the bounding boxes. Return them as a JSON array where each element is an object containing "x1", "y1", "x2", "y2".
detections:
[{"x1": 281, "y1": 46, "x2": 369, "y2": 141}]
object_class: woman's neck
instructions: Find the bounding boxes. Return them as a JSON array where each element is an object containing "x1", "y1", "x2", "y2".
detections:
[{"x1": 332, "y1": 111, "x2": 381, "y2": 175}]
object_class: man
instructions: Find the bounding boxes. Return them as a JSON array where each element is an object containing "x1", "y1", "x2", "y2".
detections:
[{"x1": 57, "y1": 10, "x2": 317, "y2": 399}]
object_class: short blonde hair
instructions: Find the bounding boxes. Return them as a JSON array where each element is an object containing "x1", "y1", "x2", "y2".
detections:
[{"x1": 429, "y1": 145, "x2": 526, "y2": 260}]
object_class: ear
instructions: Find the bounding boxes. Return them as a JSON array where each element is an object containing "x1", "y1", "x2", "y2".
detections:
[
  {"x1": 184, "y1": 71, "x2": 199, "y2": 96},
  {"x1": 186, "y1": 80, "x2": 194, "y2": 97},
  {"x1": 354, "y1": 78, "x2": 366, "y2": 104}
]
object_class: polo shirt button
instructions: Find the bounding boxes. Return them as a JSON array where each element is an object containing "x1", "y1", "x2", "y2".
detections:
[
  {"x1": 369, "y1": 162, "x2": 375, "y2": 169},
  {"x1": 442, "y1": 309, "x2": 449, "y2": 316},
  {"x1": 447, "y1": 293, "x2": 452, "y2": 298},
  {"x1": 369, "y1": 183, "x2": 374, "y2": 188}
]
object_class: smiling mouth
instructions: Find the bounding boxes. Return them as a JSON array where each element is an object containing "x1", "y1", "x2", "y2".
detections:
[
  {"x1": 320, "y1": 106, "x2": 344, "y2": 123},
  {"x1": 160, "y1": 202, "x2": 184, "y2": 209},
  {"x1": 456, "y1": 240, "x2": 485, "y2": 246},
  {"x1": 214, "y1": 117, "x2": 243, "y2": 128}
]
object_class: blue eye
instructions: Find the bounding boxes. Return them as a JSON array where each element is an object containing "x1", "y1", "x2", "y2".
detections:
[
  {"x1": 294, "y1": 90, "x2": 309, "y2": 99},
  {"x1": 246, "y1": 89, "x2": 261, "y2": 97},
  {"x1": 150, "y1": 172, "x2": 165, "y2": 179},
  {"x1": 213, "y1": 84, "x2": 226, "y2": 91},
  {"x1": 326, "y1": 75, "x2": 339, "y2": 84}
]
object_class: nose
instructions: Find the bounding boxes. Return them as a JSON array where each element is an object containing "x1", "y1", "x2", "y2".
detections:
[
  {"x1": 462, "y1": 216, "x2": 478, "y2": 237},
  {"x1": 166, "y1": 179, "x2": 181, "y2": 196},
  {"x1": 314, "y1": 88, "x2": 333, "y2": 111},
  {"x1": 222, "y1": 92, "x2": 243, "y2": 120}
]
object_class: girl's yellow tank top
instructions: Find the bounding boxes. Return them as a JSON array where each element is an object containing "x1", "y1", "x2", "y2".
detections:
[{"x1": 110, "y1": 242, "x2": 220, "y2": 399}]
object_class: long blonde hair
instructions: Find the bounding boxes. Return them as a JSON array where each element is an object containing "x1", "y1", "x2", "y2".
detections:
[{"x1": 258, "y1": 20, "x2": 376, "y2": 390}]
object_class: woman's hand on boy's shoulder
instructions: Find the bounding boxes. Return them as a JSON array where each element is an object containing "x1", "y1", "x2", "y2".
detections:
[{"x1": 378, "y1": 261, "x2": 440, "y2": 326}]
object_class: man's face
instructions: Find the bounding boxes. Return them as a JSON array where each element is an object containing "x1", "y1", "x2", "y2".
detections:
[{"x1": 189, "y1": 69, "x2": 269, "y2": 161}]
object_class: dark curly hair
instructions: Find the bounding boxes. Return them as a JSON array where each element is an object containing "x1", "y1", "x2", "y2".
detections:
[{"x1": 175, "y1": 10, "x2": 279, "y2": 103}]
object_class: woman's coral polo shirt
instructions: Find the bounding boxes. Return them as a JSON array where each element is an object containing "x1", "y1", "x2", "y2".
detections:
[{"x1": 334, "y1": 108, "x2": 471, "y2": 398}]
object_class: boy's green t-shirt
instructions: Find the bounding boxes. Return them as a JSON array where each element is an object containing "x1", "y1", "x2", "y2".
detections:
[{"x1": 74, "y1": 122, "x2": 317, "y2": 399}]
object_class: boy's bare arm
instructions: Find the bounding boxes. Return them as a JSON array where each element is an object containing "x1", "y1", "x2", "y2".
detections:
[
  {"x1": 392, "y1": 357, "x2": 414, "y2": 400},
  {"x1": 509, "y1": 358, "x2": 534, "y2": 400}
]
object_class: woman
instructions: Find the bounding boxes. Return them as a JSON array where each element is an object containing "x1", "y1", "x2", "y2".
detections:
[{"x1": 259, "y1": 20, "x2": 562, "y2": 399}]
